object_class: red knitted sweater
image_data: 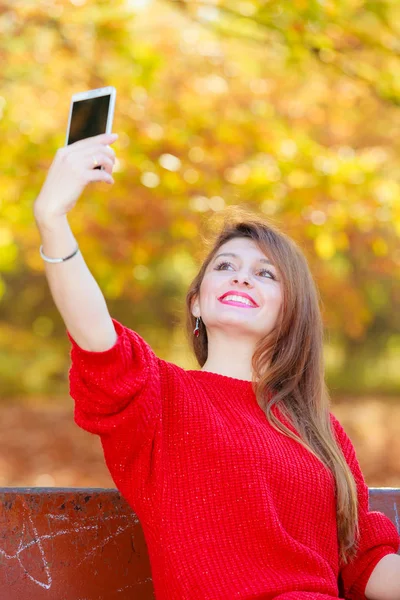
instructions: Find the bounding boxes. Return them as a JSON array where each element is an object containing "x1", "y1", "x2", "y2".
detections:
[{"x1": 67, "y1": 318, "x2": 399, "y2": 600}]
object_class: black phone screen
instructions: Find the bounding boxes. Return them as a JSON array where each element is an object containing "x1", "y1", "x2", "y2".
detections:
[{"x1": 67, "y1": 95, "x2": 111, "y2": 146}]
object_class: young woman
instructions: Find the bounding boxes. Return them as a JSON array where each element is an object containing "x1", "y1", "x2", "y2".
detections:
[{"x1": 34, "y1": 133, "x2": 400, "y2": 600}]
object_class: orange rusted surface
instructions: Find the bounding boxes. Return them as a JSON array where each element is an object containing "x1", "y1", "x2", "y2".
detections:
[
  {"x1": 0, "y1": 487, "x2": 399, "y2": 600},
  {"x1": 0, "y1": 488, "x2": 154, "y2": 600},
  {"x1": 369, "y1": 488, "x2": 400, "y2": 527}
]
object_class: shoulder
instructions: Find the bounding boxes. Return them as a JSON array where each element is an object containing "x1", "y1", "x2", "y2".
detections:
[
  {"x1": 329, "y1": 411, "x2": 352, "y2": 447},
  {"x1": 329, "y1": 411, "x2": 349, "y2": 440},
  {"x1": 329, "y1": 411, "x2": 361, "y2": 472}
]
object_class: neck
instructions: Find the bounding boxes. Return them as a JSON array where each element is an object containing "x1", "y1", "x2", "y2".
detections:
[{"x1": 200, "y1": 331, "x2": 256, "y2": 381}]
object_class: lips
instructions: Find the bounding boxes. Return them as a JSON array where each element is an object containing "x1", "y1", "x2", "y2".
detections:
[{"x1": 218, "y1": 291, "x2": 259, "y2": 307}]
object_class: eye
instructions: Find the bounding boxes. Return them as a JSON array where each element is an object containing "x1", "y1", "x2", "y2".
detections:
[
  {"x1": 214, "y1": 261, "x2": 276, "y2": 280},
  {"x1": 214, "y1": 260, "x2": 234, "y2": 271},
  {"x1": 258, "y1": 268, "x2": 277, "y2": 280}
]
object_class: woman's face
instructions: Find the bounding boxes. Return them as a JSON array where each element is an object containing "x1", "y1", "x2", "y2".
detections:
[{"x1": 192, "y1": 237, "x2": 283, "y2": 340}]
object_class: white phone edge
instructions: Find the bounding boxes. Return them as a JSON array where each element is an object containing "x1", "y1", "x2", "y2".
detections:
[{"x1": 64, "y1": 86, "x2": 117, "y2": 147}]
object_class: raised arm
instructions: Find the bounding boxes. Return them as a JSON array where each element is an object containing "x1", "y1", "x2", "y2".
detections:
[
  {"x1": 33, "y1": 132, "x2": 119, "y2": 352},
  {"x1": 33, "y1": 133, "x2": 169, "y2": 514}
]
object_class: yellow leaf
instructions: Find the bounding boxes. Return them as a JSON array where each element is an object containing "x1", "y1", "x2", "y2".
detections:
[
  {"x1": 372, "y1": 238, "x2": 388, "y2": 256},
  {"x1": 315, "y1": 233, "x2": 335, "y2": 260}
]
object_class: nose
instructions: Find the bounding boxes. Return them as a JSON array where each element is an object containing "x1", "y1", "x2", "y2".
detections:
[{"x1": 231, "y1": 272, "x2": 253, "y2": 287}]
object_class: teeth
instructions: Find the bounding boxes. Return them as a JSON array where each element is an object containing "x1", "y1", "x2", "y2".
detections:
[{"x1": 223, "y1": 295, "x2": 254, "y2": 306}]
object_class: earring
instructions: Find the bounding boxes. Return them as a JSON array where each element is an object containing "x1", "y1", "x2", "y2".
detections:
[{"x1": 193, "y1": 316, "x2": 201, "y2": 337}]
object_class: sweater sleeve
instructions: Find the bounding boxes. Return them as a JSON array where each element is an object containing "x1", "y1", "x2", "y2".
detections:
[
  {"x1": 67, "y1": 317, "x2": 162, "y2": 507},
  {"x1": 330, "y1": 413, "x2": 400, "y2": 600}
]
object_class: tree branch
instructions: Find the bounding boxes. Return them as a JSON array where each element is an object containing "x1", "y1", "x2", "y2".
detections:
[{"x1": 165, "y1": 0, "x2": 400, "y2": 107}]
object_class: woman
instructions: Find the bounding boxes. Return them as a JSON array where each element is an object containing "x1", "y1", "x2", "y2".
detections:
[{"x1": 34, "y1": 133, "x2": 400, "y2": 600}]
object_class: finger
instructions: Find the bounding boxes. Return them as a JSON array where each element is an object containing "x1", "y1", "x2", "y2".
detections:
[
  {"x1": 86, "y1": 168, "x2": 114, "y2": 185},
  {"x1": 88, "y1": 154, "x2": 115, "y2": 175},
  {"x1": 90, "y1": 144, "x2": 116, "y2": 160},
  {"x1": 70, "y1": 132, "x2": 118, "y2": 149},
  {"x1": 60, "y1": 142, "x2": 116, "y2": 165},
  {"x1": 73, "y1": 144, "x2": 116, "y2": 163}
]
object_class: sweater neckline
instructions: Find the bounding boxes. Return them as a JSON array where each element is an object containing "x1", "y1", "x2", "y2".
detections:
[{"x1": 186, "y1": 369, "x2": 254, "y2": 386}]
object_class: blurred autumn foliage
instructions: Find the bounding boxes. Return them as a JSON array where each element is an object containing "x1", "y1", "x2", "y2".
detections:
[{"x1": 0, "y1": 0, "x2": 399, "y2": 402}]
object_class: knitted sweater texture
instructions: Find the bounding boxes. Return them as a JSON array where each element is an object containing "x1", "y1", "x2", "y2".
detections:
[{"x1": 68, "y1": 318, "x2": 399, "y2": 600}]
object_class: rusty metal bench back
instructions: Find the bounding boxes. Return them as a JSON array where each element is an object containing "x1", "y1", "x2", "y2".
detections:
[{"x1": 1, "y1": 487, "x2": 399, "y2": 600}]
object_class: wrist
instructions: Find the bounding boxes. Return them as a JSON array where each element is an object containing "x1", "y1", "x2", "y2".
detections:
[
  {"x1": 35, "y1": 213, "x2": 69, "y2": 234},
  {"x1": 36, "y1": 213, "x2": 78, "y2": 262}
]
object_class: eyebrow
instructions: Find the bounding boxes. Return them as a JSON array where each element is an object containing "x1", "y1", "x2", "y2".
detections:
[{"x1": 213, "y1": 252, "x2": 274, "y2": 266}]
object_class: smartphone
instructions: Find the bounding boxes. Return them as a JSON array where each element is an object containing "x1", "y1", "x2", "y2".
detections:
[{"x1": 65, "y1": 86, "x2": 116, "y2": 169}]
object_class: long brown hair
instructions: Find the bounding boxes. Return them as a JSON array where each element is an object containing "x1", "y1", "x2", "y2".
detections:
[{"x1": 185, "y1": 206, "x2": 359, "y2": 566}]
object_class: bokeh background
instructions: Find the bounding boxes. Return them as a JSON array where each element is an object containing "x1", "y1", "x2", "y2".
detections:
[{"x1": 0, "y1": 0, "x2": 399, "y2": 489}]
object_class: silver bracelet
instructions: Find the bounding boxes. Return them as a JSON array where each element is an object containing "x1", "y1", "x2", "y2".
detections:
[{"x1": 39, "y1": 243, "x2": 80, "y2": 264}]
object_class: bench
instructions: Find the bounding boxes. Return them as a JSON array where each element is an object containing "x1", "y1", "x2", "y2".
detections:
[{"x1": 1, "y1": 488, "x2": 399, "y2": 599}]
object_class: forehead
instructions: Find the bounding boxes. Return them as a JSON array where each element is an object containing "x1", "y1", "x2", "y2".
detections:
[{"x1": 216, "y1": 237, "x2": 268, "y2": 259}]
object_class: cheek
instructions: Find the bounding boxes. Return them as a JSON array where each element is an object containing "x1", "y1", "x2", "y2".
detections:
[
  {"x1": 263, "y1": 286, "x2": 283, "y2": 311},
  {"x1": 201, "y1": 274, "x2": 219, "y2": 295},
  {"x1": 198, "y1": 278, "x2": 216, "y2": 308}
]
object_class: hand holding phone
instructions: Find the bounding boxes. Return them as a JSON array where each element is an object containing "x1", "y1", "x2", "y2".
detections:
[
  {"x1": 33, "y1": 133, "x2": 118, "y2": 225},
  {"x1": 34, "y1": 87, "x2": 118, "y2": 225}
]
